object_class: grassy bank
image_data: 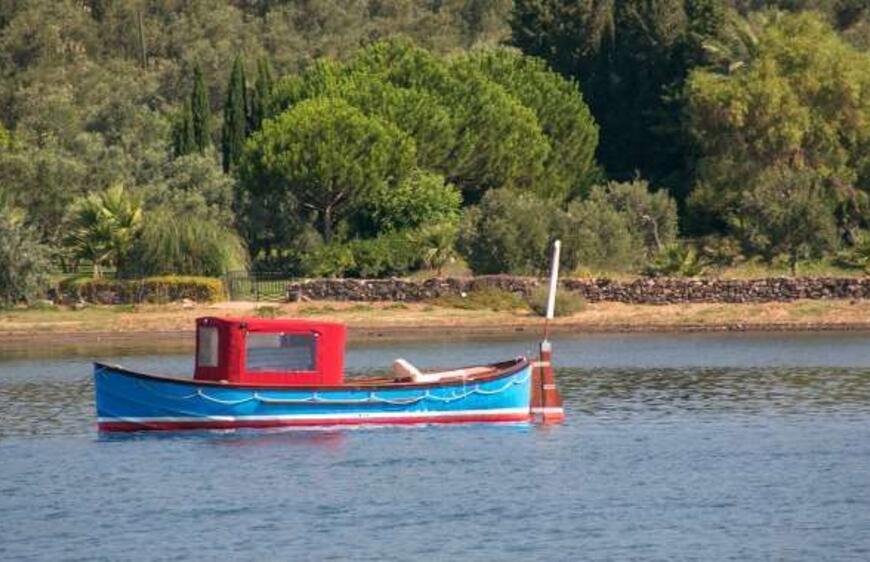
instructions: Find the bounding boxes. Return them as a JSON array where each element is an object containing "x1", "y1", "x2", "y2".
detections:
[{"x1": 2, "y1": 299, "x2": 870, "y2": 345}]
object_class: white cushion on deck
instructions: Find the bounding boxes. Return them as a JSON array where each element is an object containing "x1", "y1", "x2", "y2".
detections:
[
  {"x1": 393, "y1": 359, "x2": 486, "y2": 383},
  {"x1": 392, "y1": 358, "x2": 423, "y2": 381}
]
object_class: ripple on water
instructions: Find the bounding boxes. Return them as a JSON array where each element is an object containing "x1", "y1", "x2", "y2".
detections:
[{"x1": 1, "y1": 337, "x2": 870, "y2": 561}]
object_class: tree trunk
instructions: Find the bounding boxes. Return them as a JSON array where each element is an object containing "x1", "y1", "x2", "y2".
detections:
[{"x1": 322, "y1": 206, "x2": 333, "y2": 244}]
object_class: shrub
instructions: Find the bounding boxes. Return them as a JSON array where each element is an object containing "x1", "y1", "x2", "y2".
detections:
[
  {"x1": 595, "y1": 180, "x2": 678, "y2": 257},
  {"x1": 299, "y1": 228, "x2": 441, "y2": 278},
  {"x1": 347, "y1": 233, "x2": 420, "y2": 278},
  {"x1": 138, "y1": 276, "x2": 226, "y2": 303},
  {"x1": 560, "y1": 196, "x2": 640, "y2": 272},
  {"x1": 833, "y1": 230, "x2": 870, "y2": 271},
  {"x1": 300, "y1": 243, "x2": 356, "y2": 278},
  {"x1": 458, "y1": 189, "x2": 558, "y2": 275},
  {"x1": 123, "y1": 211, "x2": 249, "y2": 278},
  {"x1": 527, "y1": 287, "x2": 585, "y2": 317},
  {"x1": 644, "y1": 243, "x2": 707, "y2": 277},
  {"x1": 0, "y1": 210, "x2": 51, "y2": 307},
  {"x1": 60, "y1": 276, "x2": 225, "y2": 304}
]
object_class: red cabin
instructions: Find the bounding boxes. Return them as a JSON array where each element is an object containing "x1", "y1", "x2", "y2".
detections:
[{"x1": 194, "y1": 317, "x2": 346, "y2": 386}]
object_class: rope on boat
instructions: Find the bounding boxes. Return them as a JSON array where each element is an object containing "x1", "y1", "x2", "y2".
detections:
[{"x1": 128, "y1": 369, "x2": 531, "y2": 407}]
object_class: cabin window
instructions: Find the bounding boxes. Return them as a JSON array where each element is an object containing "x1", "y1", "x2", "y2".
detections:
[
  {"x1": 197, "y1": 327, "x2": 219, "y2": 367},
  {"x1": 246, "y1": 332, "x2": 317, "y2": 372}
]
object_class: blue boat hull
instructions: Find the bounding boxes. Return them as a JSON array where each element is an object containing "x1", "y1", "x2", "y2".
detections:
[{"x1": 94, "y1": 360, "x2": 533, "y2": 432}]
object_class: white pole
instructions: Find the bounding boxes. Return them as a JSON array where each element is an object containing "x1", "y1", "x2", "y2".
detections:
[{"x1": 545, "y1": 239, "x2": 561, "y2": 321}]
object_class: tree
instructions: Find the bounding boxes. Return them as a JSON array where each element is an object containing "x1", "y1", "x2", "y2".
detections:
[
  {"x1": 144, "y1": 153, "x2": 236, "y2": 226},
  {"x1": 510, "y1": 0, "x2": 728, "y2": 201},
  {"x1": 273, "y1": 39, "x2": 573, "y2": 201},
  {"x1": 414, "y1": 222, "x2": 459, "y2": 276},
  {"x1": 191, "y1": 64, "x2": 212, "y2": 153},
  {"x1": 454, "y1": 47, "x2": 599, "y2": 199},
  {"x1": 0, "y1": 207, "x2": 50, "y2": 307},
  {"x1": 249, "y1": 57, "x2": 274, "y2": 131},
  {"x1": 222, "y1": 54, "x2": 248, "y2": 173},
  {"x1": 239, "y1": 98, "x2": 416, "y2": 243},
  {"x1": 64, "y1": 185, "x2": 143, "y2": 277},
  {"x1": 172, "y1": 100, "x2": 196, "y2": 158},
  {"x1": 730, "y1": 168, "x2": 838, "y2": 275},
  {"x1": 686, "y1": 12, "x2": 870, "y2": 238}
]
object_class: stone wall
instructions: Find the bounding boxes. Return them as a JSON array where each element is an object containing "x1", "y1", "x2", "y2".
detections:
[{"x1": 285, "y1": 276, "x2": 870, "y2": 304}]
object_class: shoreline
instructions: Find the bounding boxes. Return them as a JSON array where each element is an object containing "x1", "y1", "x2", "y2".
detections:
[{"x1": 3, "y1": 299, "x2": 870, "y2": 348}]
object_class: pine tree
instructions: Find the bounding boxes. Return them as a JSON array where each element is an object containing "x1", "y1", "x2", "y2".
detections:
[
  {"x1": 172, "y1": 100, "x2": 195, "y2": 158},
  {"x1": 222, "y1": 54, "x2": 248, "y2": 173},
  {"x1": 249, "y1": 57, "x2": 274, "y2": 131},
  {"x1": 191, "y1": 64, "x2": 212, "y2": 152}
]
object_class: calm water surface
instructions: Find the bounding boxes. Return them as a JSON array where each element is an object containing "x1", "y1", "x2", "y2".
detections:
[{"x1": 2, "y1": 332, "x2": 870, "y2": 561}]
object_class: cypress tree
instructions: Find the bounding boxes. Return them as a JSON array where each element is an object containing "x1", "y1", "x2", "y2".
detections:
[
  {"x1": 222, "y1": 55, "x2": 248, "y2": 173},
  {"x1": 249, "y1": 57, "x2": 274, "y2": 131},
  {"x1": 172, "y1": 100, "x2": 195, "y2": 158},
  {"x1": 191, "y1": 64, "x2": 212, "y2": 152}
]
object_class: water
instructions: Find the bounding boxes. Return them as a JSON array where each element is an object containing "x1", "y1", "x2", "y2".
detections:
[{"x1": 2, "y1": 332, "x2": 870, "y2": 561}]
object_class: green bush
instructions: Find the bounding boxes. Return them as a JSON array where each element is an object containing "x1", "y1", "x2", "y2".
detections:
[
  {"x1": 458, "y1": 189, "x2": 558, "y2": 275},
  {"x1": 526, "y1": 287, "x2": 585, "y2": 317},
  {"x1": 560, "y1": 195, "x2": 640, "y2": 272},
  {"x1": 347, "y1": 234, "x2": 420, "y2": 278},
  {"x1": 644, "y1": 243, "x2": 707, "y2": 277},
  {"x1": 300, "y1": 243, "x2": 356, "y2": 278},
  {"x1": 0, "y1": 210, "x2": 51, "y2": 307},
  {"x1": 138, "y1": 276, "x2": 226, "y2": 303},
  {"x1": 595, "y1": 180, "x2": 678, "y2": 257},
  {"x1": 833, "y1": 230, "x2": 870, "y2": 271},
  {"x1": 299, "y1": 228, "x2": 443, "y2": 278},
  {"x1": 60, "y1": 276, "x2": 225, "y2": 304},
  {"x1": 123, "y1": 211, "x2": 249, "y2": 278}
]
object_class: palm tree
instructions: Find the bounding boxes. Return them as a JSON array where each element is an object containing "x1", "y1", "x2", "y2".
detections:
[
  {"x1": 415, "y1": 223, "x2": 459, "y2": 277},
  {"x1": 64, "y1": 185, "x2": 143, "y2": 277}
]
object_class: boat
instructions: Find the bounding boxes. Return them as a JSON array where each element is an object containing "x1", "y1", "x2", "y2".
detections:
[
  {"x1": 93, "y1": 242, "x2": 566, "y2": 432},
  {"x1": 94, "y1": 317, "x2": 564, "y2": 432}
]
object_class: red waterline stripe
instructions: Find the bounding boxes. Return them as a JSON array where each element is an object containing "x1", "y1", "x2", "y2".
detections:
[{"x1": 98, "y1": 412, "x2": 532, "y2": 432}]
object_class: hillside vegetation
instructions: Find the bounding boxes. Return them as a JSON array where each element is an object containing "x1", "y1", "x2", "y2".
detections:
[{"x1": 2, "y1": 1, "x2": 870, "y2": 305}]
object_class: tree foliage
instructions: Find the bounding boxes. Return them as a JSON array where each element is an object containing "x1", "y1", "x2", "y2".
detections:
[
  {"x1": 191, "y1": 64, "x2": 212, "y2": 153},
  {"x1": 240, "y1": 97, "x2": 416, "y2": 243},
  {"x1": 63, "y1": 185, "x2": 143, "y2": 277},
  {"x1": 269, "y1": 39, "x2": 599, "y2": 202},
  {"x1": 730, "y1": 168, "x2": 839, "y2": 274},
  {"x1": 0, "y1": 207, "x2": 50, "y2": 306},
  {"x1": 123, "y1": 210, "x2": 249, "y2": 278},
  {"x1": 458, "y1": 189, "x2": 560, "y2": 274},
  {"x1": 221, "y1": 54, "x2": 248, "y2": 173},
  {"x1": 510, "y1": 0, "x2": 729, "y2": 199},
  {"x1": 686, "y1": 12, "x2": 870, "y2": 238}
]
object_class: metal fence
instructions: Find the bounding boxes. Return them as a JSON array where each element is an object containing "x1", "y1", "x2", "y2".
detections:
[{"x1": 224, "y1": 271, "x2": 299, "y2": 302}]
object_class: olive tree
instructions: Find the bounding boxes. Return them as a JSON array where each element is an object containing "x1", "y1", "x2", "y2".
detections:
[{"x1": 0, "y1": 209, "x2": 50, "y2": 306}]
